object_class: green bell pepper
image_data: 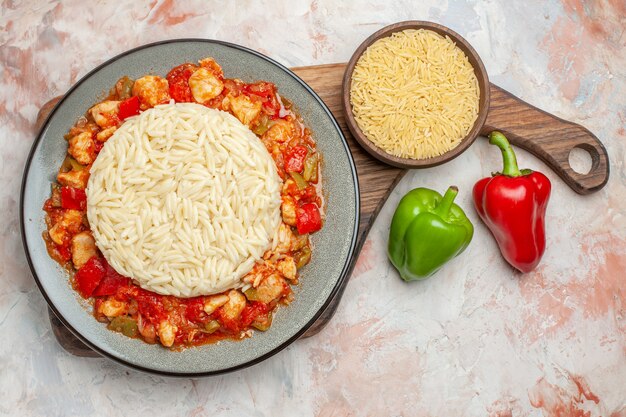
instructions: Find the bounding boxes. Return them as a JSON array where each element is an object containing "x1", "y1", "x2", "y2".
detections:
[{"x1": 388, "y1": 186, "x2": 474, "y2": 281}]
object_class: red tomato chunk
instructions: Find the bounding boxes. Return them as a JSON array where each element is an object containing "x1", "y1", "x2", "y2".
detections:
[
  {"x1": 296, "y1": 203, "x2": 322, "y2": 234},
  {"x1": 60, "y1": 187, "x2": 87, "y2": 210},
  {"x1": 284, "y1": 145, "x2": 308, "y2": 173},
  {"x1": 75, "y1": 256, "x2": 106, "y2": 298},
  {"x1": 167, "y1": 63, "x2": 197, "y2": 103}
]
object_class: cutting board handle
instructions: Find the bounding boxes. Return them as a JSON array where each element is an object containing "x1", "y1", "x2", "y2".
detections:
[{"x1": 480, "y1": 84, "x2": 609, "y2": 194}]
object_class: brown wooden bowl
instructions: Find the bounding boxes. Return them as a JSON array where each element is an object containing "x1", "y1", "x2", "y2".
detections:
[{"x1": 342, "y1": 21, "x2": 491, "y2": 169}]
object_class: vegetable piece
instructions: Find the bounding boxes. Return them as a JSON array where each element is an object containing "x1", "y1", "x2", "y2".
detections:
[
  {"x1": 284, "y1": 145, "x2": 308, "y2": 173},
  {"x1": 293, "y1": 246, "x2": 312, "y2": 269},
  {"x1": 244, "y1": 287, "x2": 260, "y2": 301},
  {"x1": 388, "y1": 186, "x2": 474, "y2": 281},
  {"x1": 473, "y1": 131, "x2": 551, "y2": 273},
  {"x1": 115, "y1": 76, "x2": 134, "y2": 100},
  {"x1": 50, "y1": 184, "x2": 62, "y2": 207},
  {"x1": 289, "y1": 172, "x2": 308, "y2": 190},
  {"x1": 118, "y1": 96, "x2": 140, "y2": 120},
  {"x1": 302, "y1": 152, "x2": 319, "y2": 183},
  {"x1": 252, "y1": 114, "x2": 271, "y2": 136},
  {"x1": 240, "y1": 301, "x2": 269, "y2": 328},
  {"x1": 60, "y1": 187, "x2": 87, "y2": 210},
  {"x1": 108, "y1": 316, "x2": 138, "y2": 338},
  {"x1": 60, "y1": 156, "x2": 85, "y2": 173},
  {"x1": 166, "y1": 63, "x2": 197, "y2": 103},
  {"x1": 75, "y1": 256, "x2": 106, "y2": 298},
  {"x1": 203, "y1": 320, "x2": 221, "y2": 334},
  {"x1": 296, "y1": 203, "x2": 322, "y2": 234},
  {"x1": 184, "y1": 297, "x2": 206, "y2": 323},
  {"x1": 92, "y1": 273, "x2": 130, "y2": 297},
  {"x1": 298, "y1": 185, "x2": 318, "y2": 204},
  {"x1": 56, "y1": 244, "x2": 72, "y2": 262},
  {"x1": 252, "y1": 312, "x2": 273, "y2": 331}
]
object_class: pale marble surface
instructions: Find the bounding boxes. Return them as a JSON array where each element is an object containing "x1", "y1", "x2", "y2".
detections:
[{"x1": 1, "y1": 1, "x2": 625, "y2": 416}]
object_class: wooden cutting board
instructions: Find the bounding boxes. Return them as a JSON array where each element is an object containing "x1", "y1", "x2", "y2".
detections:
[{"x1": 36, "y1": 63, "x2": 609, "y2": 357}]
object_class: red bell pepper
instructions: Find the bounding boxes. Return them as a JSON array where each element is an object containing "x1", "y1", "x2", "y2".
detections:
[
  {"x1": 75, "y1": 256, "x2": 106, "y2": 298},
  {"x1": 60, "y1": 186, "x2": 87, "y2": 210},
  {"x1": 473, "y1": 131, "x2": 551, "y2": 273},
  {"x1": 296, "y1": 203, "x2": 322, "y2": 234},
  {"x1": 92, "y1": 260, "x2": 130, "y2": 296},
  {"x1": 284, "y1": 146, "x2": 308, "y2": 173},
  {"x1": 118, "y1": 96, "x2": 140, "y2": 120}
]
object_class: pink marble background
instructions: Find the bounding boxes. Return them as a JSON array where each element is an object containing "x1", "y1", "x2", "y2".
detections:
[{"x1": 1, "y1": 1, "x2": 624, "y2": 416}]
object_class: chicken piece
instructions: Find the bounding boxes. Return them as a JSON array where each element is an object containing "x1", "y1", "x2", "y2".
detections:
[
  {"x1": 67, "y1": 119, "x2": 98, "y2": 139},
  {"x1": 96, "y1": 126, "x2": 117, "y2": 142},
  {"x1": 57, "y1": 168, "x2": 90, "y2": 189},
  {"x1": 243, "y1": 263, "x2": 276, "y2": 288},
  {"x1": 274, "y1": 223, "x2": 308, "y2": 254},
  {"x1": 68, "y1": 131, "x2": 96, "y2": 165},
  {"x1": 262, "y1": 119, "x2": 297, "y2": 144},
  {"x1": 98, "y1": 299, "x2": 128, "y2": 317},
  {"x1": 71, "y1": 231, "x2": 96, "y2": 268},
  {"x1": 281, "y1": 195, "x2": 297, "y2": 226},
  {"x1": 203, "y1": 294, "x2": 229, "y2": 315},
  {"x1": 254, "y1": 273, "x2": 286, "y2": 303},
  {"x1": 227, "y1": 94, "x2": 261, "y2": 126},
  {"x1": 276, "y1": 256, "x2": 297, "y2": 280},
  {"x1": 89, "y1": 100, "x2": 120, "y2": 129},
  {"x1": 132, "y1": 75, "x2": 170, "y2": 109},
  {"x1": 49, "y1": 209, "x2": 83, "y2": 245},
  {"x1": 264, "y1": 141, "x2": 284, "y2": 174},
  {"x1": 220, "y1": 290, "x2": 246, "y2": 321},
  {"x1": 157, "y1": 321, "x2": 178, "y2": 347},
  {"x1": 137, "y1": 314, "x2": 156, "y2": 343},
  {"x1": 198, "y1": 57, "x2": 224, "y2": 78},
  {"x1": 275, "y1": 223, "x2": 295, "y2": 254},
  {"x1": 188, "y1": 68, "x2": 224, "y2": 104}
]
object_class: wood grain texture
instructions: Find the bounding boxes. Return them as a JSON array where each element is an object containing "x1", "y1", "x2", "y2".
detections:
[
  {"x1": 481, "y1": 84, "x2": 609, "y2": 194},
  {"x1": 35, "y1": 62, "x2": 608, "y2": 356}
]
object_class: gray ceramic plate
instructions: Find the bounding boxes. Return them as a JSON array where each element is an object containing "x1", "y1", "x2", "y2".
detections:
[{"x1": 20, "y1": 39, "x2": 359, "y2": 376}]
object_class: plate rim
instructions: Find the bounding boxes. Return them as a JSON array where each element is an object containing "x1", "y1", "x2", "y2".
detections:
[{"x1": 20, "y1": 38, "x2": 360, "y2": 377}]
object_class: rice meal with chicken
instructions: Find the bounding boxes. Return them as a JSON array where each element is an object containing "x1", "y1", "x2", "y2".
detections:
[{"x1": 43, "y1": 57, "x2": 324, "y2": 347}]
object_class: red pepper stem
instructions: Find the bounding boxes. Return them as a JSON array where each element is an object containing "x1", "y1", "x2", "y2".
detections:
[
  {"x1": 489, "y1": 131, "x2": 522, "y2": 177},
  {"x1": 434, "y1": 186, "x2": 458, "y2": 218}
]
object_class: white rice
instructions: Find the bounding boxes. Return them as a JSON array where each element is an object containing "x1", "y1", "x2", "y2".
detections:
[{"x1": 86, "y1": 103, "x2": 282, "y2": 297}]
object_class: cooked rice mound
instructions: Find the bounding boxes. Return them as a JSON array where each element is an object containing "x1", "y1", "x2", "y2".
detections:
[{"x1": 86, "y1": 103, "x2": 282, "y2": 297}]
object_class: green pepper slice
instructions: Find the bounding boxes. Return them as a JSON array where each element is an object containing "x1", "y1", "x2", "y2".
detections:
[
  {"x1": 203, "y1": 320, "x2": 220, "y2": 334},
  {"x1": 108, "y1": 316, "x2": 138, "y2": 338},
  {"x1": 289, "y1": 172, "x2": 308, "y2": 190},
  {"x1": 302, "y1": 152, "x2": 319, "y2": 183}
]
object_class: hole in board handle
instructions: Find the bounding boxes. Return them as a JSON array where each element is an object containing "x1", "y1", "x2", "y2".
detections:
[{"x1": 568, "y1": 145, "x2": 595, "y2": 175}]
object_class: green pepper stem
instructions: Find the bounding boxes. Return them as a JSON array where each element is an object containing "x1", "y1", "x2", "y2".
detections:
[
  {"x1": 434, "y1": 186, "x2": 458, "y2": 218},
  {"x1": 489, "y1": 131, "x2": 521, "y2": 177}
]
